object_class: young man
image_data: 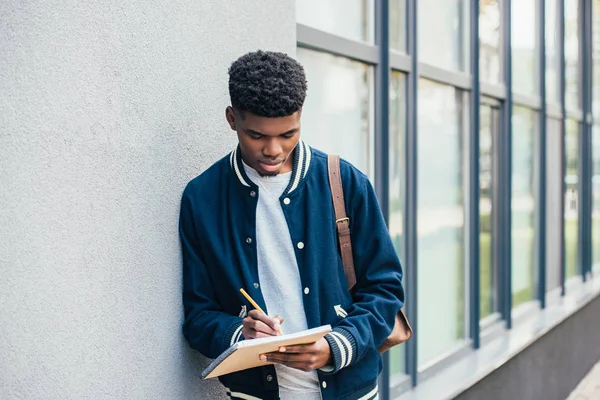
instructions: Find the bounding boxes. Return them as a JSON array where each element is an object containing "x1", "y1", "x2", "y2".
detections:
[{"x1": 180, "y1": 50, "x2": 404, "y2": 400}]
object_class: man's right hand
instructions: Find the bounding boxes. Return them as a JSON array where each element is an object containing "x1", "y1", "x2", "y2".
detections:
[{"x1": 242, "y1": 310, "x2": 284, "y2": 339}]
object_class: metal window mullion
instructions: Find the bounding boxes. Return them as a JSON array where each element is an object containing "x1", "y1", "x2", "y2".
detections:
[
  {"x1": 582, "y1": 0, "x2": 593, "y2": 279},
  {"x1": 405, "y1": 0, "x2": 419, "y2": 388},
  {"x1": 588, "y1": 0, "x2": 594, "y2": 278},
  {"x1": 500, "y1": 0, "x2": 513, "y2": 328},
  {"x1": 559, "y1": 0, "x2": 567, "y2": 296},
  {"x1": 374, "y1": 1, "x2": 391, "y2": 399},
  {"x1": 537, "y1": 0, "x2": 548, "y2": 308},
  {"x1": 578, "y1": 0, "x2": 587, "y2": 280},
  {"x1": 296, "y1": 24, "x2": 379, "y2": 65},
  {"x1": 468, "y1": 0, "x2": 481, "y2": 349}
]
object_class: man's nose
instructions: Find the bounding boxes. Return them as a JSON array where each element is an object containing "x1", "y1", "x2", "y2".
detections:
[{"x1": 263, "y1": 138, "x2": 282, "y2": 158}]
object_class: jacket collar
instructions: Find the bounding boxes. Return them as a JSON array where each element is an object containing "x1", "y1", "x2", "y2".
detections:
[{"x1": 229, "y1": 140, "x2": 312, "y2": 196}]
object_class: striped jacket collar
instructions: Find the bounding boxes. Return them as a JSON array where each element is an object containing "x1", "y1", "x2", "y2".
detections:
[{"x1": 229, "y1": 140, "x2": 312, "y2": 196}]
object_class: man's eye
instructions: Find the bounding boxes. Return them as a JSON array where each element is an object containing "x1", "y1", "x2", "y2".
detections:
[{"x1": 249, "y1": 133, "x2": 262, "y2": 140}]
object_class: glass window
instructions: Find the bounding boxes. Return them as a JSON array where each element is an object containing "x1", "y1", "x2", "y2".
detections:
[
  {"x1": 417, "y1": 79, "x2": 466, "y2": 365},
  {"x1": 546, "y1": 118, "x2": 563, "y2": 291},
  {"x1": 480, "y1": 103, "x2": 499, "y2": 318},
  {"x1": 296, "y1": 0, "x2": 374, "y2": 44},
  {"x1": 512, "y1": 106, "x2": 537, "y2": 307},
  {"x1": 418, "y1": 0, "x2": 469, "y2": 71},
  {"x1": 593, "y1": 125, "x2": 600, "y2": 272},
  {"x1": 390, "y1": 0, "x2": 406, "y2": 52},
  {"x1": 512, "y1": 0, "x2": 538, "y2": 95},
  {"x1": 296, "y1": 48, "x2": 374, "y2": 177},
  {"x1": 565, "y1": 119, "x2": 579, "y2": 279},
  {"x1": 546, "y1": 0, "x2": 560, "y2": 103},
  {"x1": 389, "y1": 71, "x2": 406, "y2": 374},
  {"x1": 593, "y1": 0, "x2": 600, "y2": 116},
  {"x1": 479, "y1": 0, "x2": 501, "y2": 84},
  {"x1": 565, "y1": 0, "x2": 580, "y2": 109}
]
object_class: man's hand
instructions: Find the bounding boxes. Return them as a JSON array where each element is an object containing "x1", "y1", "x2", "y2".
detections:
[
  {"x1": 259, "y1": 337, "x2": 332, "y2": 372},
  {"x1": 242, "y1": 310, "x2": 284, "y2": 339}
]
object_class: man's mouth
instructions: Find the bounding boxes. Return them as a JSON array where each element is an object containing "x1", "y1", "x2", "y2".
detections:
[{"x1": 258, "y1": 161, "x2": 283, "y2": 172}]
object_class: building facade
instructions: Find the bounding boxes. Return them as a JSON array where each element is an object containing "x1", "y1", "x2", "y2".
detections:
[{"x1": 2, "y1": 1, "x2": 600, "y2": 399}]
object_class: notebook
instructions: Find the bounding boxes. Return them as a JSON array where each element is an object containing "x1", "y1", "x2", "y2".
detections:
[{"x1": 201, "y1": 325, "x2": 332, "y2": 379}]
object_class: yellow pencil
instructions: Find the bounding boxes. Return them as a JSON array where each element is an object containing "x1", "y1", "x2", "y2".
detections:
[{"x1": 239, "y1": 288, "x2": 283, "y2": 335}]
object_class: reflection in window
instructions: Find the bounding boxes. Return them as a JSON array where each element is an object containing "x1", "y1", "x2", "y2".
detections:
[
  {"x1": 418, "y1": 0, "x2": 469, "y2": 71},
  {"x1": 593, "y1": 126, "x2": 600, "y2": 271},
  {"x1": 296, "y1": 0, "x2": 374, "y2": 44},
  {"x1": 512, "y1": 0, "x2": 537, "y2": 94},
  {"x1": 480, "y1": 104, "x2": 498, "y2": 318},
  {"x1": 546, "y1": 0, "x2": 560, "y2": 103},
  {"x1": 390, "y1": 0, "x2": 406, "y2": 52},
  {"x1": 417, "y1": 79, "x2": 466, "y2": 365},
  {"x1": 512, "y1": 106, "x2": 536, "y2": 307},
  {"x1": 565, "y1": 119, "x2": 579, "y2": 279},
  {"x1": 565, "y1": 0, "x2": 580, "y2": 109},
  {"x1": 546, "y1": 118, "x2": 563, "y2": 291},
  {"x1": 297, "y1": 48, "x2": 374, "y2": 177},
  {"x1": 479, "y1": 0, "x2": 501, "y2": 84},
  {"x1": 389, "y1": 72, "x2": 406, "y2": 375}
]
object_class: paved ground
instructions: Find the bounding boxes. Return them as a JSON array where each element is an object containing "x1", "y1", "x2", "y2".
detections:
[{"x1": 567, "y1": 360, "x2": 600, "y2": 400}]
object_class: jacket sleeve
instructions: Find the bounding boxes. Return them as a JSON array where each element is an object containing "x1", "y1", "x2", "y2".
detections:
[
  {"x1": 322, "y1": 172, "x2": 405, "y2": 374},
  {"x1": 179, "y1": 190, "x2": 244, "y2": 359}
]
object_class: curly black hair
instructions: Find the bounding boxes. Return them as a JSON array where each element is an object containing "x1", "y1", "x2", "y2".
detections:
[{"x1": 228, "y1": 50, "x2": 307, "y2": 118}]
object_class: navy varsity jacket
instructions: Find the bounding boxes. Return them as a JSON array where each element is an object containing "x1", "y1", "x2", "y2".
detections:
[{"x1": 179, "y1": 141, "x2": 405, "y2": 400}]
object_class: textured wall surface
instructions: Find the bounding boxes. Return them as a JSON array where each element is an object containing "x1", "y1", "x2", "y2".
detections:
[
  {"x1": 0, "y1": 1, "x2": 295, "y2": 398},
  {"x1": 455, "y1": 293, "x2": 600, "y2": 400}
]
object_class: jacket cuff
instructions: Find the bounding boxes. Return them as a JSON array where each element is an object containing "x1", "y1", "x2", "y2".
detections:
[
  {"x1": 321, "y1": 328, "x2": 357, "y2": 374},
  {"x1": 222, "y1": 320, "x2": 244, "y2": 350}
]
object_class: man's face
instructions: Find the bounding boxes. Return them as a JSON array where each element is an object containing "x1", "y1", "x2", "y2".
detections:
[{"x1": 226, "y1": 107, "x2": 301, "y2": 177}]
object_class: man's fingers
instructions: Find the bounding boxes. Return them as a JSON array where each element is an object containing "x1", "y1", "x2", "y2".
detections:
[
  {"x1": 277, "y1": 344, "x2": 315, "y2": 353},
  {"x1": 248, "y1": 319, "x2": 278, "y2": 335},
  {"x1": 247, "y1": 310, "x2": 283, "y2": 333}
]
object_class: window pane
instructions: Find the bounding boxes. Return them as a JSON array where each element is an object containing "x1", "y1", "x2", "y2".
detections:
[
  {"x1": 390, "y1": 0, "x2": 406, "y2": 52},
  {"x1": 546, "y1": 118, "x2": 563, "y2": 291},
  {"x1": 389, "y1": 72, "x2": 406, "y2": 375},
  {"x1": 512, "y1": 0, "x2": 538, "y2": 95},
  {"x1": 593, "y1": 125, "x2": 600, "y2": 271},
  {"x1": 480, "y1": 0, "x2": 501, "y2": 84},
  {"x1": 512, "y1": 106, "x2": 536, "y2": 307},
  {"x1": 297, "y1": 48, "x2": 374, "y2": 177},
  {"x1": 417, "y1": 79, "x2": 465, "y2": 365},
  {"x1": 593, "y1": 0, "x2": 600, "y2": 116},
  {"x1": 480, "y1": 104, "x2": 497, "y2": 318},
  {"x1": 546, "y1": 0, "x2": 560, "y2": 103},
  {"x1": 565, "y1": 0, "x2": 580, "y2": 109},
  {"x1": 565, "y1": 119, "x2": 579, "y2": 279},
  {"x1": 418, "y1": 0, "x2": 469, "y2": 71},
  {"x1": 296, "y1": 0, "x2": 374, "y2": 44}
]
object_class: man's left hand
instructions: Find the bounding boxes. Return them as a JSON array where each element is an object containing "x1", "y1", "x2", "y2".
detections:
[{"x1": 259, "y1": 337, "x2": 332, "y2": 372}]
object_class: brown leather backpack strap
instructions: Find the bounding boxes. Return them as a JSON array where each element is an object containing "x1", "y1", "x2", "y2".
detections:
[{"x1": 327, "y1": 155, "x2": 357, "y2": 290}]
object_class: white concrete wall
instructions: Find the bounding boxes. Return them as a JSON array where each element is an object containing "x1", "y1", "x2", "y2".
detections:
[{"x1": 0, "y1": 1, "x2": 295, "y2": 398}]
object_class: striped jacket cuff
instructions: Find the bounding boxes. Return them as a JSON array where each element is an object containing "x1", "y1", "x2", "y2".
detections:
[
  {"x1": 222, "y1": 320, "x2": 244, "y2": 350},
  {"x1": 321, "y1": 327, "x2": 357, "y2": 374}
]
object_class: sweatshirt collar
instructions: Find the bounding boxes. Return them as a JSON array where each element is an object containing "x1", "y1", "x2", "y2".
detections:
[{"x1": 229, "y1": 140, "x2": 312, "y2": 196}]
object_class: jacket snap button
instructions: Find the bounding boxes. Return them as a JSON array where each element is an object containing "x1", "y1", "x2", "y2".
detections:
[
  {"x1": 283, "y1": 198, "x2": 291, "y2": 205},
  {"x1": 297, "y1": 242, "x2": 304, "y2": 249},
  {"x1": 304, "y1": 287, "x2": 309, "y2": 295},
  {"x1": 246, "y1": 237, "x2": 252, "y2": 244},
  {"x1": 254, "y1": 282, "x2": 260, "y2": 289},
  {"x1": 322, "y1": 381, "x2": 327, "y2": 388},
  {"x1": 266, "y1": 374, "x2": 273, "y2": 382},
  {"x1": 250, "y1": 191, "x2": 256, "y2": 197}
]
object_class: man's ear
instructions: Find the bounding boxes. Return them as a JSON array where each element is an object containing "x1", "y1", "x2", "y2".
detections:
[{"x1": 225, "y1": 106, "x2": 236, "y2": 131}]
